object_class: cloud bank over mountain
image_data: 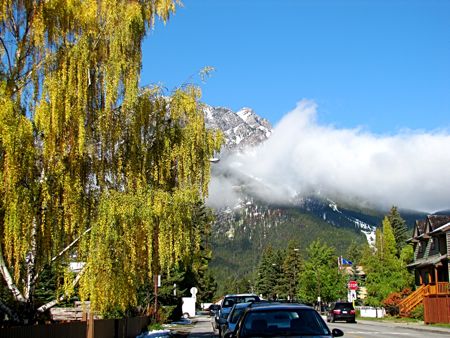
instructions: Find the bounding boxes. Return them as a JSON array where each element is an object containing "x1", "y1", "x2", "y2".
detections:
[{"x1": 208, "y1": 100, "x2": 450, "y2": 212}]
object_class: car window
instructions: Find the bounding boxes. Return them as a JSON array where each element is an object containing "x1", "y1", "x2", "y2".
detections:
[
  {"x1": 223, "y1": 299, "x2": 235, "y2": 307},
  {"x1": 334, "y1": 302, "x2": 354, "y2": 309},
  {"x1": 230, "y1": 307, "x2": 246, "y2": 323},
  {"x1": 241, "y1": 309, "x2": 330, "y2": 337}
]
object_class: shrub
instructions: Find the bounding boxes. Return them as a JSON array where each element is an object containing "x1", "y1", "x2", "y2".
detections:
[
  {"x1": 147, "y1": 322, "x2": 165, "y2": 331},
  {"x1": 410, "y1": 304, "x2": 424, "y2": 320},
  {"x1": 382, "y1": 288, "x2": 411, "y2": 316}
]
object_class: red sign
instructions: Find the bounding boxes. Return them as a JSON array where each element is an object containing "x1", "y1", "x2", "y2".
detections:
[{"x1": 348, "y1": 281, "x2": 358, "y2": 290}]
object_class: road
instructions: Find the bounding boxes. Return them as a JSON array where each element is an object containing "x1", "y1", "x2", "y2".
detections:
[
  {"x1": 178, "y1": 315, "x2": 450, "y2": 338},
  {"x1": 329, "y1": 319, "x2": 450, "y2": 338}
]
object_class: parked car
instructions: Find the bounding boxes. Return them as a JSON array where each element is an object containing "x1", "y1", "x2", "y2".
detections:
[
  {"x1": 209, "y1": 304, "x2": 221, "y2": 316},
  {"x1": 326, "y1": 302, "x2": 356, "y2": 323},
  {"x1": 215, "y1": 294, "x2": 261, "y2": 336},
  {"x1": 218, "y1": 302, "x2": 252, "y2": 338},
  {"x1": 228, "y1": 302, "x2": 344, "y2": 338}
]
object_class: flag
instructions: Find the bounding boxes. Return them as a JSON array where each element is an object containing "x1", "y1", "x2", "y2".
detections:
[{"x1": 341, "y1": 257, "x2": 353, "y2": 265}]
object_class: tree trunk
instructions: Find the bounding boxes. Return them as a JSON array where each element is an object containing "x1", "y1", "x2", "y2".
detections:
[{"x1": 0, "y1": 245, "x2": 26, "y2": 303}]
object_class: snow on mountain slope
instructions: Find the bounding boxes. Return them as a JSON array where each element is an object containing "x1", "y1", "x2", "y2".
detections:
[
  {"x1": 204, "y1": 103, "x2": 377, "y2": 243},
  {"x1": 203, "y1": 104, "x2": 272, "y2": 151}
]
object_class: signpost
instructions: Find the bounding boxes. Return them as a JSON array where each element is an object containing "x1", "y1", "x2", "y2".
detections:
[{"x1": 347, "y1": 281, "x2": 358, "y2": 304}]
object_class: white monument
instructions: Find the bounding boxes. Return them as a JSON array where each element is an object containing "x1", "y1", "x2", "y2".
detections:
[{"x1": 181, "y1": 287, "x2": 198, "y2": 318}]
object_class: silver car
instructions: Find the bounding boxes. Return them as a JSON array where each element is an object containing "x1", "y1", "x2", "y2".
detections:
[
  {"x1": 218, "y1": 302, "x2": 252, "y2": 338},
  {"x1": 215, "y1": 294, "x2": 261, "y2": 336}
]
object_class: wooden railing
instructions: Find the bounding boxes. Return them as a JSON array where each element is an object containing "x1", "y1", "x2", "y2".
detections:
[
  {"x1": 424, "y1": 282, "x2": 450, "y2": 295},
  {"x1": 399, "y1": 283, "x2": 450, "y2": 316},
  {"x1": 399, "y1": 285, "x2": 425, "y2": 316}
]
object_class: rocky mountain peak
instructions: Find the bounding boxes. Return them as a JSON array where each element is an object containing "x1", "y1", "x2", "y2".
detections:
[{"x1": 203, "y1": 104, "x2": 272, "y2": 151}]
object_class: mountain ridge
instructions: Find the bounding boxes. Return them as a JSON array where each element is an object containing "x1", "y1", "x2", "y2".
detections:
[{"x1": 202, "y1": 103, "x2": 428, "y2": 293}]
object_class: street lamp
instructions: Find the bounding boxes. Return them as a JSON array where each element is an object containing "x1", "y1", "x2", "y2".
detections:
[{"x1": 292, "y1": 248, "x2": 300, "y2": 301}]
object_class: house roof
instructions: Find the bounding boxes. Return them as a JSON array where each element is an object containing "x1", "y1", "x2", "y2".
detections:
[
  {"x1": 430, "y1": 222, "x2": 450, "y2": 235},
  {"x1": 407, "y1": 254, "x2": 448, "y2": 268},
  {"x1": 412, "y1": 215, "x2": 450, "y2": 239}
]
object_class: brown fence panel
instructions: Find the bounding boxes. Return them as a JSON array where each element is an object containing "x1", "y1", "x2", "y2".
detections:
[
  {"x1": 126, "y1": 316, "x2": 150, "y2": 338},
  {"x1": 0, "y1": 321, "x2": 86, "y2": 338},
  {"x1": 0, "y1": 315, "x2": 151, "y2": 338},
  {"x1": 94, "y1": 319, "x2": 116, "y2": 338},
  {"x1": 424, "y1": 295, "x2": 450, "y2": 324}
]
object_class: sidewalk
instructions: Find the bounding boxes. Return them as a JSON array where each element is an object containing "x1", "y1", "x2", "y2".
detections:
[
  {"x1": 356, "y1": 318, "x2": 450, "y2": 335},
  {"x1": 170, "y1": 315, "x2": 216, "y2": 338}
]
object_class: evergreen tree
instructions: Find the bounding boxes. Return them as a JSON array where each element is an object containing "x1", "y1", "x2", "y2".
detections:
[
  {"x1": 387, "y1": 206, "x2": 409, "y2": 256},
  {"x1": 255, "y1": 246, "x2": 283, "y2": 299},
  {"x1": 297, "y1": 241, "x2": 346, "y2": 304},
  {"x1": 279, "y1": 241, "x2": 302, "y2": 301}
]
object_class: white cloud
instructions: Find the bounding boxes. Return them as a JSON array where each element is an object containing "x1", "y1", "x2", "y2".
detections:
[{"x1": 207, "y1": 99, "x2": 450, "y2": 213}]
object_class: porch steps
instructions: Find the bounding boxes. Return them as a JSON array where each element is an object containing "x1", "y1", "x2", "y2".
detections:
[{"x1": 398, "y1": 285, "x2": 426, "y2": 316}]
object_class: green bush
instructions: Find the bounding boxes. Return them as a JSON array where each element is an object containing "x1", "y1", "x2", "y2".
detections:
[
  {"x1": 147, "y1": 322, "x2": 165, "y2": 331},
  {"x1": 410, "y1": 304, "x2": 424, "y2": 320},
  {"x1": 158, "y1": 305, "x2": 177, "y2": 323}
]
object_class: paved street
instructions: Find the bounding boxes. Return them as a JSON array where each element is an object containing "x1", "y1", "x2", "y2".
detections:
[
  {"x1": 173, "y1": 315, "x2": 450, "y2": 338},
  {"x1": 330, "y1": 319, "x2": 450, "y2": 338}
]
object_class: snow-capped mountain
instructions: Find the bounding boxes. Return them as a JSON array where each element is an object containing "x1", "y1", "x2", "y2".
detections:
[
  {"x1": 203, "y1": 104, "x2": 272, "y2": 151},
  {"x1": 203, "y1": 104, "x2": 381, "y2": 241},
  {"x1": 203, "y1": 103, "x2": 427, "y2": 291}
]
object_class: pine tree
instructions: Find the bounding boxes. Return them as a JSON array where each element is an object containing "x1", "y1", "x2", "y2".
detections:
[
  {"x1": 387, "y1": 206, "x2": 409, "y2": 256},
  {"x1": 255, "y1": 246, "x2": 283, "y2": 299},
  {"x1": 279, "y1": 241, "x2": 302, "y2": 301}
]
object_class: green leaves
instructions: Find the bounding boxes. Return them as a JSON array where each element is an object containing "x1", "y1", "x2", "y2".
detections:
[
  {"x1": 1, "y1": 0, "x2": 223, "y2": 320},
  {"x1": 297, "y1": 240, "x2": 346, "y2": 304},
  {"x1": 361, "y1": 213, "x2": 413, "y2": 306}
]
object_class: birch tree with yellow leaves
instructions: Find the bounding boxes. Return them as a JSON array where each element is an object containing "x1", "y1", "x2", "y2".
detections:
[{"x1": 0, "y1": 0, "x2": 221, "y2": 322}]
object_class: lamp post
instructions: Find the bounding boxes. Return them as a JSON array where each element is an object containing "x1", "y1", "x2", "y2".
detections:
[{"x1": 293, "y1": 248, "x2": 300, "y2": 301}]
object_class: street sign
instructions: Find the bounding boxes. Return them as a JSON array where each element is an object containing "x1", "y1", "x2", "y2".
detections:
[{"x1": 348, "y1": 280, "x2": 358, "y2": 290}]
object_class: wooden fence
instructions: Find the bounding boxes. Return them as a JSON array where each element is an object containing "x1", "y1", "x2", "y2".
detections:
[
  {"x1": 423, "y1": 295, "x2": 450, "y2": 324},
  {"x1": 0, "y1": 315, "x2": 151, "y2": 338}
]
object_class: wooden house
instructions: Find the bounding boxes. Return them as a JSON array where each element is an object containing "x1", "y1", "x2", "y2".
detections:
[{"x1": 399, "y1": 215, "x2": 450, "y2": 323}]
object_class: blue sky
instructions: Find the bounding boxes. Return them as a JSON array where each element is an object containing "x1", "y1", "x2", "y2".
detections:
[{"x1": 141, "y1": 0, "x2": 450, "y2": 134}]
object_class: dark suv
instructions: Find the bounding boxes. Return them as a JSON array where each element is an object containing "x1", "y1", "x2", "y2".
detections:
[{"x1": 326, "y1": 302, "x2": 356, "y2": 323}]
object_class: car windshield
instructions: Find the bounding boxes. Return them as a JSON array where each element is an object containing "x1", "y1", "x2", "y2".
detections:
[
  {"x1": 223, "y1": 296, "x2": 259, "y2": 307},
  {"x1": 241, "y1": 309, "x2": 330, "y2": 337}
]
